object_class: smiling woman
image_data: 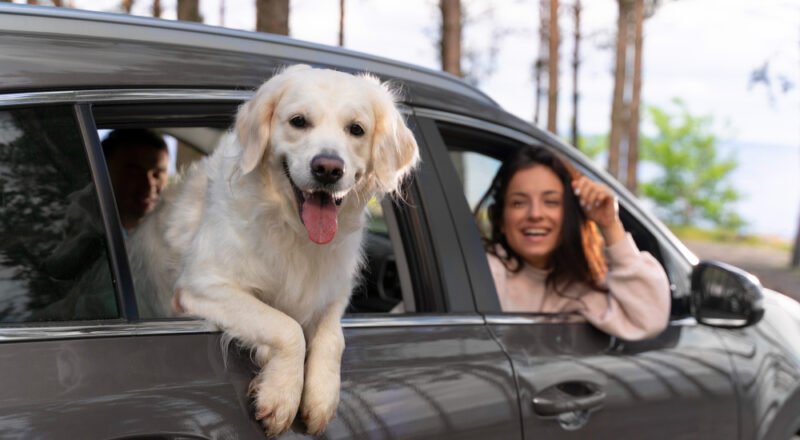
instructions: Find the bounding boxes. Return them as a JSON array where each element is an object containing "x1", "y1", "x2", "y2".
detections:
[{"x1": 476, "y1": 146, "x2": 671, "y2": 340}]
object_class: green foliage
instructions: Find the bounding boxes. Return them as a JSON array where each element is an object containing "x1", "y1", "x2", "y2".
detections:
[
  {"x1": 639, "y1": 99, "x2": 744, "y2": 231},
  {"x1": 577, "y1": 134, "x2": 608, "y2": 160}
]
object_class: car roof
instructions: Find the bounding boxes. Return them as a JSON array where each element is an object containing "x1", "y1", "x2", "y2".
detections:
[{"x1": 0, "y1": 3, "x2": 537, "y2": 134}]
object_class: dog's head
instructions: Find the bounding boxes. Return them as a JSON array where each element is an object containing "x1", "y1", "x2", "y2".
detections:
[{"x1": 235, "y1": 65, "x2": 419, "y2": 244}]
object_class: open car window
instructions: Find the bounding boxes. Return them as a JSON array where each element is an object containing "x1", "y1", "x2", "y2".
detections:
[
  {"x1": 435, "y1": 120, "x2": 675, "y2": 316},
  {"x1": 91, "y1": 104, "x2": 421, "y2": 319}
]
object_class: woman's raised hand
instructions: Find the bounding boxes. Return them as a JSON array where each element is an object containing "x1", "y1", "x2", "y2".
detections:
[{"x1": 572, "y1": 176, "x2": 625, "y2": 245}]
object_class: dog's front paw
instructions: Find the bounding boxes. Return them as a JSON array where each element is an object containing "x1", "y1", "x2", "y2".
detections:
[
  {"x1": 301, "y1": 367, "x2": 341, "y2": 435},
  {"x1": 250, "y1": 360, "x2": 304, "y2": 437}
]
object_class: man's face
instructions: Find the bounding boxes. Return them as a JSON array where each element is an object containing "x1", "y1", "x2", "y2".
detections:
[{"x1": 106, "y1": 145, "x2": 169, "y2": 229}]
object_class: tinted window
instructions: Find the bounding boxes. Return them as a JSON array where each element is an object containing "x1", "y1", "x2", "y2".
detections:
[
  {"x1": 347, "y1": 197, "x2": 410, "y2": 313},
  {"x1": 0, "y1": 107, "x2": 117, "y2": 322}
]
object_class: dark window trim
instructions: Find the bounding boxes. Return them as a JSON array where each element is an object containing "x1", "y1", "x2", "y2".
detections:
[
  {"x1": 390, "y1": 179, "x2": 446, "y2": 312},
  {"x1": 0, "y1": 314, "x2": 488, "y2": 344},
  {"x1": 394, "y1": 113, "x2": 476, "y2": 313},
  {"x1": 414, "y1": 117, "x2": 502, "y2": 313},
  {"x1": 74, "y1": 104, "x2": 138, "y2": 320}
]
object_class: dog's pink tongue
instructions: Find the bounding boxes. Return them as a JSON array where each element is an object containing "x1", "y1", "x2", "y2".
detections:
[{"x1": 302, "y1": 193, "x2": 338, "y2": 244}]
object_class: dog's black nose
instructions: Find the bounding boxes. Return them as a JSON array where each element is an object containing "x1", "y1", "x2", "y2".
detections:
[{"x1": 311, "y1": 154, "x2": 345, "y2": 184}]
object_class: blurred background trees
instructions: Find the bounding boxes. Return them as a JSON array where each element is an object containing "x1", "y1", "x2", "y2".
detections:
[
  {"x1": 639, "y1": 101, "x2": 743, "y2": 232},
  {"x1": 177, "y1": 0, "x2": 201, "y2": 22}
]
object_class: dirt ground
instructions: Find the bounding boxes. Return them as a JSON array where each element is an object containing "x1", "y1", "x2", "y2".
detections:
[{"x1": 683, "y1": 239, "x2": 800, "y2": 303}]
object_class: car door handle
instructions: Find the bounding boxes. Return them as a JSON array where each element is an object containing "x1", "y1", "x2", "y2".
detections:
[{"x1": 531, "y1": 381, "x2": 606, "y2": 417}]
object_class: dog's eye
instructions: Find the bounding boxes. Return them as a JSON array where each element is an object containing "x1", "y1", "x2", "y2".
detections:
[
  {"x1": 290, "y1": 115, "x2": 307, "y2": 128},
  {"x1": 349, "y1": 123, "x2": 365, "y2": 137}
]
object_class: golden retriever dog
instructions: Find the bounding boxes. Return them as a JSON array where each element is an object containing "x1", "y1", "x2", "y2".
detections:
[{"x1": 127, "y1": 64, "x2": 419, "y2": 436}]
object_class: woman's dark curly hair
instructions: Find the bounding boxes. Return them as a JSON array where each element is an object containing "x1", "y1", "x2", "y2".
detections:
[{"x1": 475, "y1": 146, "x2": 608, "y2": 293}]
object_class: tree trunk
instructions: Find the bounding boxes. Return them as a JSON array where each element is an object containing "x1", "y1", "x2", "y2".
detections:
[
  {"x1": 256, "y1": 0, "x2": 289, "y2": 35},
  {"x1": 338, "y1": 0, "x2": 345, "y2": 47},
  {"x1": 219, "y1": 0, "x2": 225, "y2": 26},
  {"x1": 546, "y1": 0, "x2": 559, "y2": 134},
  {"x1": 607, "y1": 0, "x2": 632, "y2": 180},
  {"x1": 440, "y1": 0, "x2": 462, "y2": 77},
  {"x1": 152, "y1": 0, "x2": 162, "y2": 18},
  {"x1": 625, "y1": 0, "x2": 644, "y2": 193},
  {"x1": 570, "y1": 0, "x2": 581, "y2": 148},
  {"x1": 440, "y1": 0, "x2": 464, "y2": 182},
  {"x1": 122, "y1": 0, "x2": 133, "y2": 13},
  {"x1": 533, "y1": 0, "x2": 548, "y2": 126},
  {"x1": 177, "y1": 0, "x2": 202, "y2": 22}
]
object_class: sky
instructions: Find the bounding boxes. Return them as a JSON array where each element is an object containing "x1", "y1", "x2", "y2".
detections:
[{"x1": 17, "y1": 0, "x2": 800, "y2": 238}]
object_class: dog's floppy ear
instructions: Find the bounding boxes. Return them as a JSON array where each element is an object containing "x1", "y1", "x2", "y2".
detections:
[
  {"x1": 368, "y1": 79, "x2": 420, "y2": 194},
  {"x1": 236, "y1": 65, "x2": 310, "y2": 175}
]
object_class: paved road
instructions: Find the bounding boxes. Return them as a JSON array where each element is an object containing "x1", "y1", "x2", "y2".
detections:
[{"x1": 683, "y1": 239, "x2": 800, "y2": 303}]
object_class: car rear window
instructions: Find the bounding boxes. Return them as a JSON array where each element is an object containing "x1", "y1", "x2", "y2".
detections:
[{"x1": 0, "y1": 106, "x2": 118, "y2": 322}]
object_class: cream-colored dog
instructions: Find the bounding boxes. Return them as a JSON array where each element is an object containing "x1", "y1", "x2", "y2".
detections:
[{"x1": 127, "y1": 65, "x2": 419, "y2": 436}]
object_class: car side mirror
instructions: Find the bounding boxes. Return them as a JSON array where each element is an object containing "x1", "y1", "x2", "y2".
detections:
[{"x1": 690, "y1": 260, "x2": 765, "y2": 328}]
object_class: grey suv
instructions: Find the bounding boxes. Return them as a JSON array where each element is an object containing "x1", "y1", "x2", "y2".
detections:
[{"x1": 1, "y1": 4, "x2": 799, "y2": 439}]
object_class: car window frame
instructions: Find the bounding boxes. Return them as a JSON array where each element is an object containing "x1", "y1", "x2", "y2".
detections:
[
  {"x1": 414, "y1": 108, "x2": 695, "y2": 319},
  {"x1": 91, "y1": 100, "x2": 473, "y2": 316}
]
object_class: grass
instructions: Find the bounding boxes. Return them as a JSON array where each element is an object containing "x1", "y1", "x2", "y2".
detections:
[{"x1": 669, "y1": 224, "x2": 793, "y2": 252}]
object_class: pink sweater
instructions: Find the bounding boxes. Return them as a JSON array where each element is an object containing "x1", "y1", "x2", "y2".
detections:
[{"x1": 486, "y1": 234, "x2": 671, "y2": 340}]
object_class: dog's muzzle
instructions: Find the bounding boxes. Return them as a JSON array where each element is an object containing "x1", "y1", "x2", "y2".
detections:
[{"x1": 283, "y1": 159, "x2": 344, "y2": 245}]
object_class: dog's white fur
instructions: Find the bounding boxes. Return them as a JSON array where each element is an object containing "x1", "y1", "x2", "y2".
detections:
[{"x1": 127, "y1": 65, "x2": 419, "y2": 436}]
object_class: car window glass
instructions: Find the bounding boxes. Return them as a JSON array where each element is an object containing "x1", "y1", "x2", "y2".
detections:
[
  {"x1": 0, "y1": 107, "x2": 118, "y2": 322},
  {"x1": 450, "y1": 151, "x2": 502, "y2": 235},
  {"x1": 347, "y1": 196, "x2": 411, "y2": 314},
  {"x1": 102, "y1": 125, "x2": 416, "y2": 317}
]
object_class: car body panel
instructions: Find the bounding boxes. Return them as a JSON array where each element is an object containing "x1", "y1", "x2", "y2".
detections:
[
  {"x1": 488, "y1": 321, "x2": 738, "y2": 439},
  {"x1": 325, "y1": 324, "x2": 521, "y2": 440},
  {"x1": 0, "y1": 323, "x2": 521, "y2": 440},
  {"x1": 0, "y1": 333, "x2": 260, "y2": 439},
  {"x1": 717, "y1": 290, "x2": 800, "y2": 439}
]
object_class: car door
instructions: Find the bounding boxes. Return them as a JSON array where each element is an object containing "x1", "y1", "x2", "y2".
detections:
[
  {"x1": 414, "y1": 112, "x2": 742, "y2": 440},
  {"x1": 0, "y1": 93, "x2": 522, "y2": 439}
]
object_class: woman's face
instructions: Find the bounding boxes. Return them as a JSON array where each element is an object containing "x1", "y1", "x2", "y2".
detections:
[{"x1": 502, "y1": 164, "x2": 564, "y2": 269}]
